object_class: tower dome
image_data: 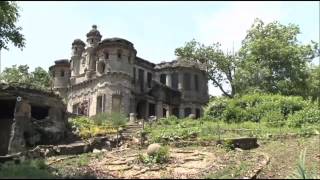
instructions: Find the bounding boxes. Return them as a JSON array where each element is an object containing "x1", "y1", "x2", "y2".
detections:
[{"x1": 86, "y1": 25, "x2": 102, "y2": 47}]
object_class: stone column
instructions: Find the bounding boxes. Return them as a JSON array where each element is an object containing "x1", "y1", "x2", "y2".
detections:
[
  {"x1": 166, "y1": 106, "x2": 171, "y2": 118},
  {"x1": 156, "y1": 101, "x2": 163, "y2": 119},
  {"x1": 129, "y1": 113, "x2": 136, "y2": 123},
  {"x1": 178, "y1": 73, "x2": 183, "y2": 90},
  {"x1": 166, "y1": 73, "x2": 172, "y2": 88}
]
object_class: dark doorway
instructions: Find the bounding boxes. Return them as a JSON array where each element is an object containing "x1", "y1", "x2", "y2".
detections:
[
  {"x1": 172, "y1": 107, "x2": 179, "y2": 118},
  {"x1": 31, "y1": 105, "x2": 49, "y2": 120},
  {"x1": 184, "y1": 107, "x2": 192, "y2": 118},
  {"x1": 136, "y1": 100, "x2": 146, "y2": 119},
  {"x1": 0, "y1": 99, "x2": 15, "y2": 155},
  {"x1": 196, "y1": 108, "x2": 201, "y2": 119},
  {"x1": 163, "y1": 108, "x2": 167, "y2": 117},
  {"x1": 149, "y1": 103, "x2": 155, "y2": 117}
]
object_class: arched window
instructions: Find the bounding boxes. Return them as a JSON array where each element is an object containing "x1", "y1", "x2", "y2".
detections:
[{"x1": 97, "y1": 61, "x2": 106, "y2": 74}]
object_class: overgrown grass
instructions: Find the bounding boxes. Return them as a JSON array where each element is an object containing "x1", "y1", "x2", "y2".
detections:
[
  {"x1": 69, "y1": 112, "x2": 128, "y2": 139},
  {"x1": 205, "y1": 161, "x2": 251, "y2": 179},
  {"x1": 48, "y1": 152, "x2": 103, "y2": 178},
  {"x1": 144, "y1": 117, "x2": 319, "y2": 144},
  {"x1": 0, "y1": 159, "x2": 56, "y2": 179},
  {"x1": 288, "y1": 149, "x2": 320, "y2": 179}
]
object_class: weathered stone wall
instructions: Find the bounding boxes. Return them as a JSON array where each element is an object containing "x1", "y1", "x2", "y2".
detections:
[{"x1": 0, "y1": 84, "x2": 68, "y2": 155}]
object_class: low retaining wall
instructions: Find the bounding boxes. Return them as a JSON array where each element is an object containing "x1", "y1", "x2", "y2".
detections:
[{"x1": 0, "y1": 135, "x2": 123, "y2": 163}]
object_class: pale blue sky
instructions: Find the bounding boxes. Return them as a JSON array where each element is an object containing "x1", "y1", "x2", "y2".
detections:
[{"x1": 1, "y1": 1, "x2": 319, "y2": 96}]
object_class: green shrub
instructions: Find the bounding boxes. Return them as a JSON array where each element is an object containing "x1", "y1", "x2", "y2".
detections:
[
  {"x1": 0, "y1": 159, "x2": 55, "y2": 179},
  {"x1": 69, "y1": 115, "x2": 117, "y2": 139},
  {"x1": 204, "y1": 93, "x2": 312, "y2": 126},
  {"x1": 204, "y1": 97, "x2": 228, "y2": 119},
  {"x1": 287, "y1": 106, "x2": 320, "y2": 128},
  {"x1": 261, "y1": 110, "x2": 285, "y2": 127},
  {"x1": 139, "y1": 146, "x2": 170, "y2": 164}
]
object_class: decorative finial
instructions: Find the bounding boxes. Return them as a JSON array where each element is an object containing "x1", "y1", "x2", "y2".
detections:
[{"x1": 92, "y1": 25, "x2": 97, "y2": 30}]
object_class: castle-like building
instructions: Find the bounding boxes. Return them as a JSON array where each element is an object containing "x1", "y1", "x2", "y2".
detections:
[{"x1": 49, "y1": 25, "x2": 209, "y2": 119}]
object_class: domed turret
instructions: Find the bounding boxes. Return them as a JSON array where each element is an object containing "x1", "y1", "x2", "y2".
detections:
[
  {"x1": 86, "y1": 25, "x2": 102, "y2": 47},
  {"x1": 49, "y1": 59, "x2": 70, "y2": 98},
  {"x1": 72, "y1": 39, "x2": 85, "y2": 57}
]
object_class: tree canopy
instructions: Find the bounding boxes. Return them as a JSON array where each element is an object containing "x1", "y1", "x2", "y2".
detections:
[
  {"x1": 0, "y1": 1, "x2": 25, "y2": 50},
  {"x1": 175, "y1": 40, "x2": 237, "y2": 98},
  {"x1": 0, "y1": 64, "x2": 52, "y2": 90},
  {"x1": 175, "y1": 18, "x2": 319, "y2": 99},
  {"x1": 236, "y1": 18, "x2": 319, "y2": 97}
]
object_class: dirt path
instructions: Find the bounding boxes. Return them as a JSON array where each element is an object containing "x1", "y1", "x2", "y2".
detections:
[{"x1": 46, "y1": 136, "x2": 320, "y2": 179}]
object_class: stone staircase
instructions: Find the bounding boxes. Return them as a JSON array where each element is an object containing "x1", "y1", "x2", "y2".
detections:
[{"x1": 121, "y1": 121, "x2": 143, "y2": 141}]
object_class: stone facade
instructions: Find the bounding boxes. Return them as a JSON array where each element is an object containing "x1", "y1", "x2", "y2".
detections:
[
  {"x1": 0, "y1": 83, "x2": 68, "y2": 155},
  {"x1": 49, "y1": 25, "x2": 209, "y2": 120}
]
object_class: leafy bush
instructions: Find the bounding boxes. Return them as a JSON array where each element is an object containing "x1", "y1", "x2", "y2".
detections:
[
  {"x1": 139, "y1": 146, "x2": 170, "y2": 164},
  {"x1": 0, "y1": 159, "x2": 55, "y2": 179},
  {"x1": 261, "y1": 110, "x2": 285, "y2": 127},
  {"x1": 287, "y1": 106, "x2": 320, "y2": 128},
  {"x1": 204, "y1": 93, "x2": 312, "y2": 125},
  {"x1": 69, "y1": 115, "x2": 117, "y2": 139}
]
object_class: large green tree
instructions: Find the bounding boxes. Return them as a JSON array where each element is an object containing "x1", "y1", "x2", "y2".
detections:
[
  {"x1": 0, "y1": 1, "x2": 25, "y2": 50},
  {"x1": 237, "y1": 18, "x2": 319, "y2": 97},
  {"x1": 175, "y1": 40, "x2": 237, "y2": 98},
  {"x1": 0, "y1": 65, "x2": 52, "y2": 90}
]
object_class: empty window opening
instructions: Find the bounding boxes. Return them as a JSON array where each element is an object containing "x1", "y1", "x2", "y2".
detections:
[
  {"x1": 104, "y1": 52, "x2": 109, "y2": 59},
  {"x1": 60, "y1": 70, "x2": 65, "y2": 77},
  {"x1": 149, "y1": 103, "x2": 155, "y2": 117},
  {"x1": 117, "y1": 50, "x2": 122, "y2": 59},
  {"x1": 138, "y1": 69, "x2": 144, "y2": 92},
  {"x1": 31, "y1": 105, "x2": 49, "y2": 120},
  {"x1": 160, "y1": 74, "x2": 166, "y2": 85},
  {"x1": 128, "y1": 56, "x2": 131, "y2": 64},
  {"x1": 132, "y1": 68, "x2": 136, "y2": 84},
  {"x1": 183, "y1": 73, "x2": 191, "y2": 90},
  {"x1": 171, "y1": 73, "x2": 178, "y2": 89},
  {"x1": 97, "y1": 61, "x2": 105, "y2": 74},
  {"x1": 194, "y1": 74, "x2": 199, "y2": 91},
  {"x1": 147, "y1": 72, "x2": 152, "y2": 88},
  {"x1": 72, "y1": 103, "x2": 79, "y2": 114}
]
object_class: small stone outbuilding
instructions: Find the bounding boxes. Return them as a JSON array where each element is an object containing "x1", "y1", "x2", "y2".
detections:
[{"x1": 0, "y1": 83, "x2": 68, "y2": 155}]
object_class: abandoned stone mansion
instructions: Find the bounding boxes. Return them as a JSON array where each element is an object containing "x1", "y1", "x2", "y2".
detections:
[{"x1": 49, "y1": 25, "x2": 209, "y2": 120}]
